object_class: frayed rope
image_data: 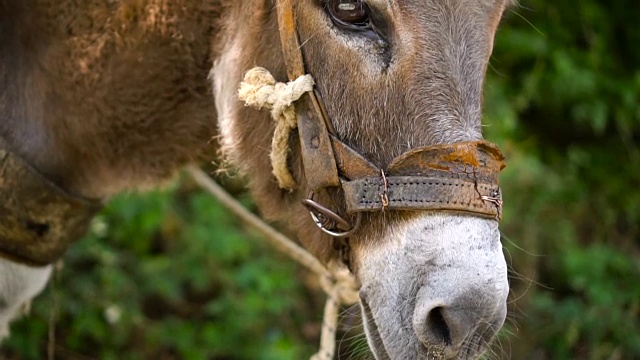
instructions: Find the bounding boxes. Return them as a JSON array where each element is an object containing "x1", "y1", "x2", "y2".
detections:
[{"x1": 238, "y1": 67, "x2": 315, "y2": 190}]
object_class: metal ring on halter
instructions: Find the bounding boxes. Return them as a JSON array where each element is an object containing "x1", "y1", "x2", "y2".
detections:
[
  {"x1": 481, "y1": 189, "x2": 503, "y2": 220},
  {"x1": 309, "y1": 210, "x2": 361, "y2": 238},
  {"x1": 301, "y1": 196, "x2": 362, "y2": 238}
]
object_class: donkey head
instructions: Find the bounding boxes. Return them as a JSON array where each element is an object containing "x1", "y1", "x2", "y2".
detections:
[{"x1": 212, "y1": 0, "x2": 510, "y2": 358}]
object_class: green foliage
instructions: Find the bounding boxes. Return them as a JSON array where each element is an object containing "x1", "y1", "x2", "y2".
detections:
[
  {"x1": 2, "y1": 181, "x2": 316, "y2": 359},
  {"x1": 485, "y1": 0, "x2": 640, "y2": 358}
]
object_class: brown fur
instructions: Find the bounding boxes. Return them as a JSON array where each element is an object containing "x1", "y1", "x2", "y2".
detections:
[{"x1": 1, "y1": 0, "x2": 219, "y2": 198}]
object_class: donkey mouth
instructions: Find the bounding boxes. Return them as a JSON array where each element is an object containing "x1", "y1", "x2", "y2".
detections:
[{"x1": 360, "y1": 298, "x2": 392, "y2": 360}]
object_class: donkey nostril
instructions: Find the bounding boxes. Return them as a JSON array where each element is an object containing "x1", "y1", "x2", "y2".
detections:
[{"x1": 426, "y1": 307, "x2": 452, "y2": 346}]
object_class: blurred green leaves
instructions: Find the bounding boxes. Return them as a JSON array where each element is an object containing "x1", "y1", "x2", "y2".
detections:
[
  {"x1": 3, "y1": 182, "x2": 316, "y2": 359},
  {"x1": 485, "y1": 0, "x2": 640, "y2": 358}
]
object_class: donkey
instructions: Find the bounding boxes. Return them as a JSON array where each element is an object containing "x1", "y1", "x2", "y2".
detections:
[{"x1": 0, "y1": 0, "x2": 511, "y2": 358}]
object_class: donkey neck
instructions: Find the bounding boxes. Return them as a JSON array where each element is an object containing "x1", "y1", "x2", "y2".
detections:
[{"x1": 1, "y1": 1, "x2": 221, "y2": 199}]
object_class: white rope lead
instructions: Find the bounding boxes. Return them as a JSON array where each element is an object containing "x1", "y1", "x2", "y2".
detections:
[
  {"x1": 187, "y1": 166, "x2": 359, "y2": 360},
  {"x1": 187, "y1": 166, "x2": 329, "y2": 278}
]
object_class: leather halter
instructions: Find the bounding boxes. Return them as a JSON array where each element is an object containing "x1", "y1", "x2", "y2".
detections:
[
  {"x1": 276, "y1": 0, "x2": 505, "y2": 236},
  {"x1": 0, "y1": 137, "x2": 102, "y2": 266}
]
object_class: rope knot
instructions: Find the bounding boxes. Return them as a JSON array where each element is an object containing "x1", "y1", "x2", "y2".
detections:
[
  {"x1": 320, "y1": 264, "x2": 360, "y2": 305},
  {"x1": 311, "y1": 263, "x2": 359, "y2": 360},
  {"x1": 238, "y1": 67, "x2": 315, "y2": 190}
]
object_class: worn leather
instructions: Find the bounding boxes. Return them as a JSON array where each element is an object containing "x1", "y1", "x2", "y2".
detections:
[
  {"x1": 343, "y1": 176, "x2": 501, "y2": 217},
  {"x1": 339, "y1": 140, "x2": 505, "y2": 218},
  {"x1": 277, "y1": 0, "x2": 341, "y2": 191},
  {"x1": 0, "y1": 140, "x2": 102, "y2": 266},
  {"x1": 330, "y1": 135, "x2": 379, "y2": 179},
  {"x1": 294, "y1": 93, "x2": 341, "y2": 191}
]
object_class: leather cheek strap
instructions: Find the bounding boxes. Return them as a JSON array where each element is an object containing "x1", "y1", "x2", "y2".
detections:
[{"x1": 277, "y1": 0, "x2": 341, "y2": 192}]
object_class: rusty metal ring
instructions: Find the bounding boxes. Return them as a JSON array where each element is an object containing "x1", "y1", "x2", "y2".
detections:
[
  {"x1": 309, "y1": 210, "x2": 361, "y2": 238},
  {"x1": 301, "y1": 196, "x2": 361, "y2": 238}
]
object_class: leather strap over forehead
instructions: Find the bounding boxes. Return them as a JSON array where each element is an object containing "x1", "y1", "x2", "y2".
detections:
[{"x1": 0, "y1": 139, "x2": 102, "y2": 266}]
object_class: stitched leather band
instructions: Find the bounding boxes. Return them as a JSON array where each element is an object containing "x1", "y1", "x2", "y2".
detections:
[
  {"x1": 332, "y1": 136, "x2": 505, "y2": 218},
  {"x1": 342, "y1": 176, "x2": 501, "y2": 218},
  {"x1": 0, "y1": 140, "x2": 102, "y2": 266}
]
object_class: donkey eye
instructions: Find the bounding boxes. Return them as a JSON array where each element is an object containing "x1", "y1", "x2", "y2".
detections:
[{"x1": 327, "y1": 0, "x2": 370, "y2": 27}]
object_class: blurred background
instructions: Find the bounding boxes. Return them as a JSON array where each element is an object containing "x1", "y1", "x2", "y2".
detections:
[{"x1": 2, "y1": 0, "x2": 639, "y2": 359}]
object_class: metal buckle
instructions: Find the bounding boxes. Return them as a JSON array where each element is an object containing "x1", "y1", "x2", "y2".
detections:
[
  {"x1": 301, "y1": 193, "x2": 361, "y2": 238},
  {"x1": 481, "y1": 189, "x2": 503, "y2": 219},
  {"x1": 481, "y1": 189, "x2": 503, "y2": 207}
]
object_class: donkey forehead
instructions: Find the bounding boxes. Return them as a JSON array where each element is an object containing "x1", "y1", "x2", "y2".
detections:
[
  {"x1": 349, "y1": 0, "x2": 508, "y2": 17},
  {"x1": 366, "y1": 0, "x2": 510, "y2": 9},
  {"x1": 294, "y1": 0, "x2": 509, "y2": 164},
  {"x1": 296, "y1": 0, "x2": 509, "y2": 71}
]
